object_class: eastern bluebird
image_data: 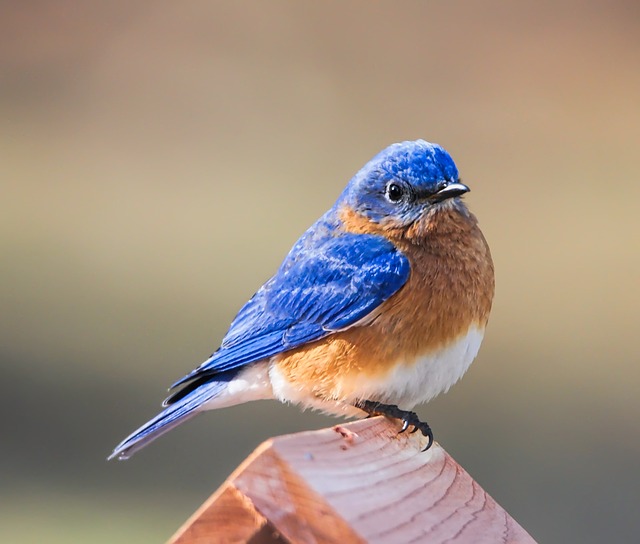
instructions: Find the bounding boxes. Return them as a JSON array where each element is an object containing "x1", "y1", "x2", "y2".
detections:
[{"x1": 109, "y1": 140, "x2": 494, "y2": 460}]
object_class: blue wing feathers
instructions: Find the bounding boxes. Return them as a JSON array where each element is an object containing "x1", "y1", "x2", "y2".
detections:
[
  {"x1": 281, "y1": 322, "x2": 325, "y2": 346},
  {"x1": 171, "y1": 232, "x2": 409, "y2": 390}
]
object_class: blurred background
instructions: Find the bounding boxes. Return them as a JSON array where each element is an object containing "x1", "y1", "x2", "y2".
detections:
[{"x1": 2, "y1": 1, "x2": 639, "y2": 542}]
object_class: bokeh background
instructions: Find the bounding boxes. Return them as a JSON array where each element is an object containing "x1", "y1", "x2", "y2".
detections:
[{"x1": 2, "y1": 2, "x2": 639, "y2": 542}]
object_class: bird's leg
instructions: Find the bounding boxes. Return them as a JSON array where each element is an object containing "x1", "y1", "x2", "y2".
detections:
[{"x1": 356, "y1": 400, "x2": 434, "y2": 451}]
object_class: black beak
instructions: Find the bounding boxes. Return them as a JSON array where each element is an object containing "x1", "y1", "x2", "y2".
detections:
[{"x1": 430, "y1": 181, "x2": 470, "y2": 203}]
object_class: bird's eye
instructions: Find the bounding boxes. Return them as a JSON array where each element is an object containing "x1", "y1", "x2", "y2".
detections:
[{"x1": 385, "y1": 182, "x2": 404, "y2": 203}]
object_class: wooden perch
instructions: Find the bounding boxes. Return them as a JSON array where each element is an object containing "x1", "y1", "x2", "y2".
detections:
[{"x1": 168, "y1": 417, "x2": 535, "y2": 544}]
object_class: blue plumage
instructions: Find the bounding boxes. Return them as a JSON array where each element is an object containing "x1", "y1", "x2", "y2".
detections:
[
  {"x1": 342, "y1": 140, "x2": 459, "y2": 224},
  {"x1": 108, "y1": 370, "x2": 238, "y2": 460},
  {"x1": 172, "y1": 232, "x2": 410, "y2": 385}
]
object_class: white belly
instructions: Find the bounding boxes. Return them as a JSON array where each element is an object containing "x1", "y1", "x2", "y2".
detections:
[
  {"x1": 357, "y1": 326, "x2": 485, "y2": 409},
  {"x1": 268, "y1": 326, "x2": 485, "y2": 416}
]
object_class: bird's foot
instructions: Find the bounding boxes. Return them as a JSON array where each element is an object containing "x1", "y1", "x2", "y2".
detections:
[{"x1": 357, "y1": 400, "x2": 434, "y2": 451}]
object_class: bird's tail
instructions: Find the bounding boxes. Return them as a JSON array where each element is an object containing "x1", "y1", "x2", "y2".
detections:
[{"x1": 108, "y1": 372, "x2": 236, "y2": 461}]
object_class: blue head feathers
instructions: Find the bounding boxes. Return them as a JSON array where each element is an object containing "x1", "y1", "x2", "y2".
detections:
[{"x1": 339, "y1": 140, "x2": 463, "y2": 225}]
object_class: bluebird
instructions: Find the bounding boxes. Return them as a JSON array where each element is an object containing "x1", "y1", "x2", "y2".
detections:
[{"x1": 109, "y1": 140, "x2": 494, "y2": 460}]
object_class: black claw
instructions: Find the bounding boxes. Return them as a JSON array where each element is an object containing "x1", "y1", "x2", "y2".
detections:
[
  {"x1": 355, "y1": 400, "x2": 434, "y2": 452},
  {"x1": 422, "y1": 430, "x2": 434, "y2": 451}
]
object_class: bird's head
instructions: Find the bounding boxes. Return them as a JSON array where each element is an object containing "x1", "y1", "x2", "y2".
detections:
[{"x1": 340, "y1": 140, "x2": 469, "y2": 227}]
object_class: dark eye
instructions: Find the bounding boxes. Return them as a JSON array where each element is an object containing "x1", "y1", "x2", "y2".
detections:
[{"x1": 385, "y1": 182, "x2": 404, "y2": 203}]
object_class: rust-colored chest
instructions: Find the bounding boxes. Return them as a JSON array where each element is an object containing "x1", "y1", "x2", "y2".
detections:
[{"x1": 273, "y1": 204, "x2": 494, "y2": 400}]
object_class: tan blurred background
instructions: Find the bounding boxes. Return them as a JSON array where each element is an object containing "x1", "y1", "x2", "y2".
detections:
[{"x1": 1, "y1": 1, "x2": 639, "y2": 542}]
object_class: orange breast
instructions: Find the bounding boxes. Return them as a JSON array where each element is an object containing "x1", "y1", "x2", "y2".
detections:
[{"x1": 273, "y1": 203, "x2": 495, "y2": 402}]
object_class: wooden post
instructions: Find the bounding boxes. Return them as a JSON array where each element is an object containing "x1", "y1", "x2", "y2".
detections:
[{"x1": 169, "y1": 417, "x2": 536, "y2": 544}]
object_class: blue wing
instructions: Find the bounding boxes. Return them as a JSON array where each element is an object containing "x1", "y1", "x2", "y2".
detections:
[
  {"x1": 169, "y1": 231, "x2": 410, "y2": 393},
  {"x1": 109, "y1": 230, "x2": 410, "y2": 459}
]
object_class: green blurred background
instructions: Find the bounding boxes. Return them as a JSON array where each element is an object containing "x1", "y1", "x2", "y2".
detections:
[{"x1": 2, "y1": 2, "x2": 639, "y2": 542}]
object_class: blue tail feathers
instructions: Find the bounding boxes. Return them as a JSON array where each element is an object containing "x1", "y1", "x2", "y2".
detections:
[{"x1": 108, "y1": 371, "x2": 237, "y2": 460}]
